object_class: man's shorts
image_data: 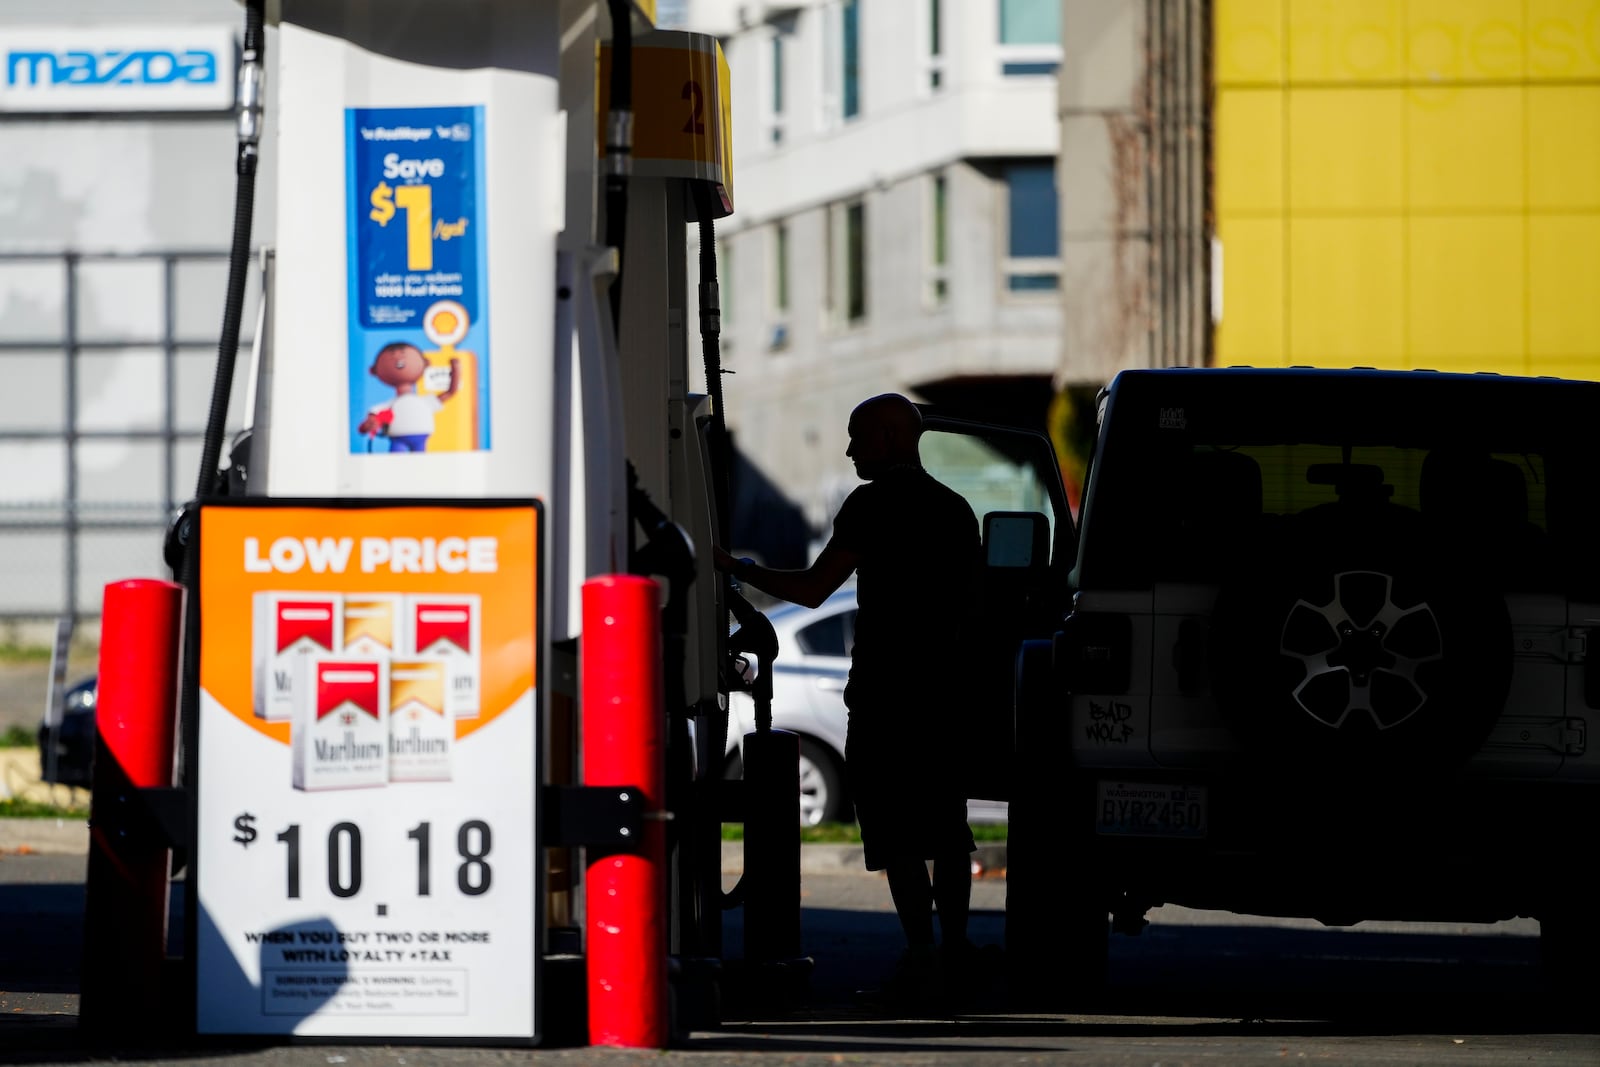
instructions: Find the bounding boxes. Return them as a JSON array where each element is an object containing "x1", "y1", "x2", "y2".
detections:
[{"x1": 844, "y1": 692, "x2": 974, "y2": 872}]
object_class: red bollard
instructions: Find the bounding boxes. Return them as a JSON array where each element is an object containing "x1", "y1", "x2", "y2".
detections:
[
  {"x1": 581, "y1": 575, "x2": 668, "y2": 1048},
  {"x1": 80, "y1": 578, "x2": 184, "y2": 1035},
  {"x1": 96, "y1": 580, "x2": 184, "y2": 787}
]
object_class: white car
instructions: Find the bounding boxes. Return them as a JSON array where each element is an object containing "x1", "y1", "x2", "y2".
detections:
[{"x1": 725, "y1": 585, "x2": 1007, "y2": 828}]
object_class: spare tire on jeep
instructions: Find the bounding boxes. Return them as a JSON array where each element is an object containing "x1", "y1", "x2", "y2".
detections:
[{"x1": 1209, "y1": 514, "x2": 1512, "y2": 774}]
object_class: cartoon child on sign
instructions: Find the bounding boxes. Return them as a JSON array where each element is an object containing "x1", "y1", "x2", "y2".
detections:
[
  {"x1": 359, "y1": 341, "x2": 460, "y2": 452},
  {"x1": 356, "y1": 302, "x2": 467, "y2": 454}
]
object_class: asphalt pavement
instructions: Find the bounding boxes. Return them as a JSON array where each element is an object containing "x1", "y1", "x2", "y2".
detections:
[{"x1": 3, "y1": 818, "x2": 1596, "y2": 1067}]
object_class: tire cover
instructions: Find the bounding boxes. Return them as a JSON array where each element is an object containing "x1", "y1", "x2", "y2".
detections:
[{"x1": 1210, "y1": 530, "x2": 1511, "y2": 774}]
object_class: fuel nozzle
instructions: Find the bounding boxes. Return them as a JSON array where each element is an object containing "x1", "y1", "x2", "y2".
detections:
[{"x1": 725, "y1": 585, "x2": 778, "y2": 732}]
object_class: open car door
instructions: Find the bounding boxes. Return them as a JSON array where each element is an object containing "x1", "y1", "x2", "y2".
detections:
[{"x1": 917, "y1": 410, "x2": 1076, "y2": 806}]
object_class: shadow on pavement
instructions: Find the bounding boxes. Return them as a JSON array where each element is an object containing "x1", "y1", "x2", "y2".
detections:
[
  {"x1": 1, "y1": 878, "x2": 1592, "y2": 1062},
  {"x1": 709, "y1": 903, "x2": 1588, "y2": 1045},
  {"x1": 0, "y1": 883, "x2": 85, "y2": 996}
]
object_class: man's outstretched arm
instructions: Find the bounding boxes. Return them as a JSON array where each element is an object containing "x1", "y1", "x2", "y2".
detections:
[{"x1": 713, "y1": 539, "x2": 859, "y2": 609}]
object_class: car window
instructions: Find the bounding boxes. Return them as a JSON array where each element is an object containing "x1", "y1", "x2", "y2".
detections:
[
  {"x1": 1071, "y1": 371, "x2": 1600, "y2": 595},
  {"x1": 1156, "y1": 443, "x2": 1550, "y2": 525},
  {"x1": 1111, "y1": 438, "x2": 1568, "y2": 592},
  {"x1": 794, "y1": 609, "x2": 855, "y2": 657},
  {"x1": 919, "y1": 428, "x2": 1059, "y2": 549}
]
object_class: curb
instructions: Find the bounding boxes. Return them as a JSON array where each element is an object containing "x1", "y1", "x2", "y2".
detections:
[
  {"x1": 720, "y1": 841, "x2": 1007, "y2": 879},
  {"x1": 0, "y1": 816, "x2": 89, "y2": 856},
  {"x1": 721, "y1": 841, "x2": 866, "y2": 875}
]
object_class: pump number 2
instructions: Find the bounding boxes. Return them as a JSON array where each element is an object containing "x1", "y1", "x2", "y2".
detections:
[
  {"x1": 682, "y1": 80, "x2": 705, "y2": 134},
  {"x1": 274, "y1": 819, "x2": 492, "y2": 900}
]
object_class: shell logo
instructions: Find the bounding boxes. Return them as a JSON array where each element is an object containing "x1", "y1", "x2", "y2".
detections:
[{"x1": 423, "y1": 299, "x2": 470, "y2": 347}]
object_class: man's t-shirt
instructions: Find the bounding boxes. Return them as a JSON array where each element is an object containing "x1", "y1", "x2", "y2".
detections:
[{"x1": 829, "y1": 463, "x2": 980, "y2": 703}]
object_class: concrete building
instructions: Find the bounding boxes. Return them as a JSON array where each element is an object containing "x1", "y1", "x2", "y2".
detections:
[{"x1": 684, "y1": 0, "x2": 1066, "y2": 535}]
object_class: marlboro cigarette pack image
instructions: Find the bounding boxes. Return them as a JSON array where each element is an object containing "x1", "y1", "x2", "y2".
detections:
[
  {"x1": 403, "y1": 594, "x2": 481, "y2": 720},
  {"x1": 253, "y1": 593, "x2": 343, "y2": 721},
  {"x1": 388, "y1": 659, "x2": 453, "y2": 782},
  {"x1": 341, "y1": 593, "x2": 403, "y2": 658},
  {"x1": 292, "y1": 656, "x2": 389, "y2": 792}
]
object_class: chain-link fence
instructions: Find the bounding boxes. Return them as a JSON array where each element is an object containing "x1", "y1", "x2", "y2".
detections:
[{"x1": 0, "y1": 249, "x2": 257, "y2": 629}]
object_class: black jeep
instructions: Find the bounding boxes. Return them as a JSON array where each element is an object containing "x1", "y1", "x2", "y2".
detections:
[{"x1": 1006, "y1": 367, "x2": 1600, "y2": 1002}]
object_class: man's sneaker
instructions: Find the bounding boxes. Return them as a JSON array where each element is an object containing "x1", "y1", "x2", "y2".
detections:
[
  {"x1": 940, "y1": 939, "x2": 1010, "y2": 1012},
  {"x1": 853, "y1": 945, "x2": 952, "y2": 1018}
]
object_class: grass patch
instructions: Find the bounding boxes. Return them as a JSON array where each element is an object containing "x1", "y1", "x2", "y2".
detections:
[
  {"x1": 719, "y1": 823, "x2": 863, "y2": 844},
  {"x1": 801, "y1": 823, "x2": 862, "y2": 844},
  {"x1": 0, "y1": 725, "x2": 36, "y2": 748},
  {"x1": 722, "y1": 821, "x2": 1006, "y2": 844},
  {"x1": 0, "y1": 643, "x2": 53, "y2": 664},
  {"x1": 0, "y1": 796, "x2": 89, "y2": 819}
]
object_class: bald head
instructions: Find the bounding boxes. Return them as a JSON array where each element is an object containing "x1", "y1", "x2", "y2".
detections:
[{"x1": 846, "y1": 393, "x2": 922, "y2": 480}]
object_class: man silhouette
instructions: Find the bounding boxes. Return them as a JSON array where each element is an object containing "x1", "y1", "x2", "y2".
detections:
[{"x1": 715, "y1": 393, "x2": 980, "y2": 1009}]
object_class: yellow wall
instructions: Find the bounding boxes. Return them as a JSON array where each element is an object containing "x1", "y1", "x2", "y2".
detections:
[{"x1": 1214, "y1": 0, "x2": 1600, "y2": 377}]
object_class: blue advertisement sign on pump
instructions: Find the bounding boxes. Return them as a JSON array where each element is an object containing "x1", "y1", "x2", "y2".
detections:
[{"x1": 345, "y1": 106, "x2": 490, "y2": 455}]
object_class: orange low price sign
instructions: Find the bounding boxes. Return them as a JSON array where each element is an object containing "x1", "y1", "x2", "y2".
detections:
[{"x1": 193, "y1": 500, "x2": 542, "y2": 1041}]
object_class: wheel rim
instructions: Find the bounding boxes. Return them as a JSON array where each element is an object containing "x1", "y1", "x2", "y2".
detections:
[
  {"x1": 1279, "y1": 569, "x2": 1444, "y2": 731},
  {"x1": 797, "y1": 751, "x2": 831, "y2": 827}
]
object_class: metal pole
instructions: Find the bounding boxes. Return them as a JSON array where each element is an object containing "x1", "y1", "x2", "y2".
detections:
[
  {"x1": 63, "y1": 255, "x2": 80, "y2": 621},
  {"x1": 43, "y1": 615, "x2": 72, "y2": 786},
  {"x1": 163, "y1": 255, "x2": 178, "y2": 514}
]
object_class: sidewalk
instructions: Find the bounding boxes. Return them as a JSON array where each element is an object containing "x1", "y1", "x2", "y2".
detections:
[
  {"x1": 0, "y1": 818, "x2": 1007, "y2": 876},
  {"x1": 0, "y1": 814, "x2": 89, "y2": 855},
  {"x1": 722, "y1": 840, "x2": 1008, "y2": 879}
]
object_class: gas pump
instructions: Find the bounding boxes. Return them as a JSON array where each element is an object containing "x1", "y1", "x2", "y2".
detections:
[{"x1": 78, "y1": 0, "x2": 801, "y2": 1049}]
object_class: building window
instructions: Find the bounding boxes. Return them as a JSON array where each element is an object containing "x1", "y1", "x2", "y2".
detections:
[
  {"x1": 764, "y1": 24, "x2": 784, "y2": 143},
  {"x1": 927, "y1": 173, "x2": 949, "y2": 305},
  {"x1": 827, "y1": 199, "x2": 868, "y2": 325},
  {"x1": 1004, "y1": 161, "x2": 1060, "y2": 292},
  {"x1": 927, "y1": 0, "x2": 945, "y2": 91},
  {"x1": 820, "y1": 1, "x2": 860, "y2": 127},
  {"x1": 999, "y1": 0, "x2": 1058, "y2": 42},
  {"x1": 770, "y1": 222, "x2": 791, "y2": 350},
  {"x1": 846, "y1": 202, "x2": 866, "y2": 320},
  {"x1": 997, "y1": 0, "x2": 1061, "y2": 76},
  {"x1": 842, "y1": 0, "x2": 861, "y2": 119},
  {"x1": 774, "y1": 223, "x2": 790, "y2": 314}
]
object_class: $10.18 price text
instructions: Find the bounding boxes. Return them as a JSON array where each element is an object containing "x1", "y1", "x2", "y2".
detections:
[{"x1": 233, "y1": 814, "x2": 492, "y2": 899}]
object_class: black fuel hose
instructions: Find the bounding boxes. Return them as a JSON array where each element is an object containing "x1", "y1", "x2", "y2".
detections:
[
  {"x1": 166, "y1": 0, "x2": 261, "y2": 575},
  {"x1": 170, "y1": 0, "x2": 263, "y2": 572},
  {"x1": 603, "y1": 0, "x2": 632, "y2": 332},
  {"x1": 194, "y1": 0, "x2": 264, "y2": 503},
  {"x1": 690, "y1": 182, "x2": 731, "y2": 546}
]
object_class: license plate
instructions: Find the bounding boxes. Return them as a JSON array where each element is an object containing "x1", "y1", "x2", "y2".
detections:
[{"x1": 1096, "y1": 781, "x2": 1208, "y2": 838}]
